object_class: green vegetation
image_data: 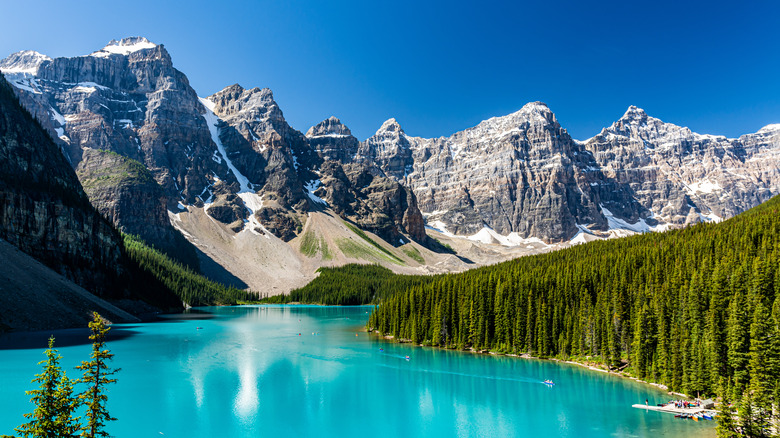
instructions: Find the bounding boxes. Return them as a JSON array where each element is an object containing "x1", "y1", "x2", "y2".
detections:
[
  {"x1": 261, "y1": 264, "x2": 426, "y2": 305},
  {"x1": 75, "y1": 313, "x2": 119, "y2": 438},
  {"x1": 14, "y1": 337, "x2": 79, "y2": 438},
  {"x1": 300, "y1": 230, "x2": 319, "y2": 257},
  {"x1": 320, "y1": 237, "x2": 332, "y2": 260},
  {"x1": 364, "y1": 195, "x2": 780, "y2": 437},
  {"x1": 344, "y1": 222, "x2": 404, "y2": 263},
  {"x1": 299, "y1": 230, "x2": 332, "y2": 260},
  {"x1": 123, "y1": 234, "x2": 254, "y2": 306},
  {"x1": 78, "y1": 150, "x2": 156, "y2": 190},
  {"x1": 11, "y1": 313, "x2": 118, "y2": 438},
  {"x1": 402, "y1": 245, "x2": 425, "y2": 263}
]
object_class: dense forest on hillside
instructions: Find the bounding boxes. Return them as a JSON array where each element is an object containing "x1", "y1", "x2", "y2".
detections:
[
  {"x1": 362, "y1": 196, "x2": 780, "y2": 435},
  {"x1": 123, "y1": 234, "x2": 254, "y2": 306},
  {"x1": 261, "y1": 265, "x2": 426, "y2": 305}
]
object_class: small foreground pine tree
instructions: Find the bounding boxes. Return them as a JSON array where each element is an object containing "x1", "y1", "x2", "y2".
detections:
[
  {"x1": 15, "y1": 336, "x2": 80, "y2": 438},
  {"x1": 76, "y1": 312, "x2": 120, "y2": 438}
]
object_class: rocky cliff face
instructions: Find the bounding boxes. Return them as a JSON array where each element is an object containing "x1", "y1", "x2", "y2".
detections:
[
  {"x1": 355, "y1": 103, "x2": 646, "y2": 241},
  {"x1": 306, "y1": 116, "x2": 360, "y2": 163},
  {"x1": 583, "y1": 107, "x2": 780, "y2": 227},
  {"x1": 76, "y1": 148, "x2": 199, "y2": 267},
  {"x1": 355, "y1": 104, "x2": 780, "y2": 242},
  {"x1": 0, "y1": 38, "x2": 236, "y2": 260},
  {"x1": 0, "y1": 74, "x2": 126, "y2": 296},
  {"x1": 3, "y1": 37, "x2": 779, "y2": 252},
  {"x1": 205, "y1": 88, "x2": 427, "y2": 245}
]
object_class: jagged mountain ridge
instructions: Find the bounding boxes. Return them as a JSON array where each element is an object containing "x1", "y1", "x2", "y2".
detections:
[
  {"x1": 349, "y1": 104, "x2": 779, "y2": 242},
  {"x1": 583, "y1": 106, "x2": 780, "y2": 228},
  {"x1": 0, "y1": 38, "x2": 431, "y2": 294},
  {"x1": 2, "y1": 36, "x2": 779, "y2": 289}
]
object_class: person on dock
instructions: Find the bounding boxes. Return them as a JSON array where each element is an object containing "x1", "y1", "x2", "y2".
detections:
[{"x1": 645, "y1": 399, "x2": 648, "y2": 406}]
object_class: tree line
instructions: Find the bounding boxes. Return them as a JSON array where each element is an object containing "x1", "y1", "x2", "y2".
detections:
[
  {"x1": 261, "y1": 264, "x2": 427, "y2": 305},
  {"x1": 257, "y1": 195, "x2": 780, "y2": 435},
  {"x1": 343, "y1": 196, "x2": 778, "y2": 437},
  {"x1": 123, "y1": 234, "x2": 254, "y2": 306}
]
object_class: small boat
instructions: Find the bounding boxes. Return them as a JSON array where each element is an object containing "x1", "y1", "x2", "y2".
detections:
[
  {"x1": 543, "y1": 380, "x2": 555, "y2": 386},
  {"x1": 405, "y1": 355, "x2": 410, "y2": 361},
  {"x1": 702, "y1": 414, "x2": 713, "y2": 420},
  {"x1": 379, "y1": 348, "x2": 384, "y2": 352},
  {"x1": 692, "y1": 415, "x2": 699, "y2": 422}
]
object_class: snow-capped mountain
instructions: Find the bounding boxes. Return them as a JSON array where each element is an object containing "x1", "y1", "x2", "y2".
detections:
[
  {"x1": 2, "y1": 36, "x2": 779, "y2": 291},
  {"x1": 583, "y1": 106, "x2": 780, "y2": 228}
]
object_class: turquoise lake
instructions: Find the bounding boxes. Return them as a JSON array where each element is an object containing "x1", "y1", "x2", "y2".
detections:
[{"x1": 0, "y1": 305, "x2": 714, "y2": 437}]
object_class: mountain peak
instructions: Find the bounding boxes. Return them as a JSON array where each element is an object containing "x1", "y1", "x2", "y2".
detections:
[
  {"x1": 306, "y1": 116, "x2": 353, "y2": 137},
  {"x1": 521, "y1": 101, "x2": 551, "y2": 112},
  {"x1": 0, "y1": 50, "x2": 51, "y2": 74},
  {"x1": 377, "y1": 118, "x2": 403, "y2": 135},
  {"x1": 91, "y1": 37, "x2": 158, "y2": 58},
  {"x1": 620, "y1": 105, "x2": 648, "y2": 123}
]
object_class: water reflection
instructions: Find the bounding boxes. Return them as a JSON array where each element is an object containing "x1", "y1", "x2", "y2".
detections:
[{"x1": 0, "y1": 306, "x2": 716, "y2": 438}]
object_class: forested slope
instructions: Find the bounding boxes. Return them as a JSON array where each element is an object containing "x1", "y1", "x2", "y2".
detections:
[
  {"x1": 364, "y1": 195, "x2": 780, "y2": 431},
  {"x1": 123, "y1": 234, "x2": 254, "y2": 306}
]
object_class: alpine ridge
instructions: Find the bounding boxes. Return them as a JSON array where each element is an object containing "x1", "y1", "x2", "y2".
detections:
[{"x1": 2, "y1": 37, "x2": 779, "y2": 293}]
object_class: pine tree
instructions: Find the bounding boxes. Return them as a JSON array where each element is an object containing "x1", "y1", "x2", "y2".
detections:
[
  {"x1": 715, "y1": 395, "x2": 739, "y2": 438},
  {"x1": 748, "y1": 302, "x2": 775, "y2": 436},
  {"x1": 76, "y1": 313, "x2": 120, "y2": 438},
  {"x1": 728, "y1": 281, "x2": 750, "y2": 397},
  {"x1": 15, "y1": 336, "x2": 80, "y2": 438}
]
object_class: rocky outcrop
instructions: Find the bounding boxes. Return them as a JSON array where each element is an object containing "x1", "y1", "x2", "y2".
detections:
[
  {"x1": 307, "y1": 116, "x2": 360, "y2": 163},
  {"x1": 76, "y1": 148, "x2": 199, "y2": 267},
  {"x1": 0, "y1": 75, "x2": 127, "y2": 296},
  {"x1": 583, "y1": 107, "x2": 780, "y2": 226},
  {"x1": 314, "y1": 161, "x2": 427, "y2": 245},
  {"x1": 208, "y1": 84, "x2": 318, "y2": 208},
  {"x1": 356, "y1": 103, "x2": 645, "y2": 241},
  {"x1": 0, "y1": 38, "x2": 236, "y2": 257}
]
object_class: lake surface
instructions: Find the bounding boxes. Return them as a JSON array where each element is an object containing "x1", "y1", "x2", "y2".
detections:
[{"x1": 0, "y1": 305, "x2": 714, "y2": 437}]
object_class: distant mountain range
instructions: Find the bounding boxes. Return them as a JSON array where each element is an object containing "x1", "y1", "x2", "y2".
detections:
[{"x1": 1, "y1": 36, "x2": 778, "y2": 292}]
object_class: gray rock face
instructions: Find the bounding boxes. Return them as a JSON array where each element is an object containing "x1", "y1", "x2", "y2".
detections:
[
  {"x1": 0, "y1": 75, "x2": 124, "y2": 297},
  {"x1": 355, "y1": 103, "x2": 644, "y2": 241},
  {"x1": 356, "y1": 118, "x2": 414, "y2": 179},
  {"x1": 306, "y1": 116, "x2": 360, "y2": 163},
  {"x1": 207, "y1": 84, "x2": 316, "y2": 211},
  {"x1": 355, "y1": 104, "x2": 780, "y2": 242},
  {"x1": 76, "y1": 148, "x2": 199, "y2": 267},
  {"x1": 583, "y1": 107, "x2": 780, "y2": 226},
  {"x1": 315, "y1": 161, "x2": 428, "y2": 244},
  {"x1": 5, "y1": 37, "x2": 779, "y2": 249},
  {"x1": 1, "y1": 38, "x2": 236, "y2": 255},
  {"x1": 207, "y1": 93, "x2": 427, "y2": 244}
]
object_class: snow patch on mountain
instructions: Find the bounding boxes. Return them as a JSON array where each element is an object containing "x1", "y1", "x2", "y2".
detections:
[
  {"x1": 304, "y1": 180, "x2": 327, "y2": 205},
  {"x1": 200, "y1": 97, "x2": 271, "y2": 236},
  {"x1": 688, "y1": 179, "x2": 723, "y2": 194},
  {"x1": 90, "y1": 37, "x2": 157, "y2": 58}
]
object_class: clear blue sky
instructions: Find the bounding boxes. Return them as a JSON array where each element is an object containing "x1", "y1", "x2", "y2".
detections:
[{"x1": 2, "y1": 0, "x2": 779, "y2": 141}]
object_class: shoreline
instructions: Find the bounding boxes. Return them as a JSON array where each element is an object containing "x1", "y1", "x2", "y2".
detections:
[{"x1": 372, "y1": 330, "x2": 702, "y2": 402}]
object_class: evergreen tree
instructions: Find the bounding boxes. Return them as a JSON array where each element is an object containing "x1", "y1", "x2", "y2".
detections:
[
  {"x1": 748, "y1": 302, "x2": 775, "y2": 436},
  {"x1": 15, "y1": 337, "x2": 80, "y2": 438},
  {"x1": 76, "y1": 313, "x2": 119, "y2": 438},
  {"x1": 716, "y1": 396, "x2": 739, "y2": 438}
]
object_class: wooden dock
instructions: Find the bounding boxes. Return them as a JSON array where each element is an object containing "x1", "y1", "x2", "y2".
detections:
[{"x1": 632, "y1": 403, "x2": 714, "y2": 417}]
